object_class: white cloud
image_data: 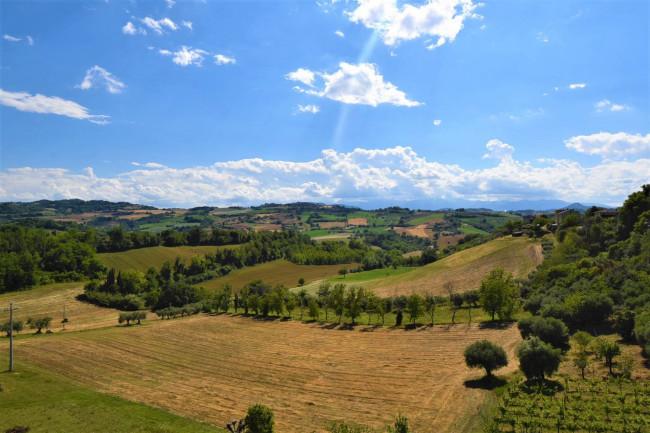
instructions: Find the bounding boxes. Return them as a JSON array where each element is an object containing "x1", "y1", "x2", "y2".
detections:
[
  {"x1": 141, "y1": 17, "x2": 178, "y2": 35},
  {"x1": 182, "y1": 20, "x2": 193, "y2": 30},
  {"x1": 565, "y1": 132, "x2": 650, "y2": 159},
  {"x1": 287, "y1": 62, "x2": 422, "y2": 107},
  {"x1": 214, "y1": 54, "x2": 236, "y2": 65},
  {"x1": 3, "y1": 34, "x2": 21, "y2": 42},
  {"x1": 76, "y1": 66, "x2": 126, "y2": 94},
  {"x1": 171, "y1": 46, "x2": 208, "y2": 67},
  {"x1": 569, "y1": 83, "x2": 586, "y2": 89},
  {"x1": 297, "y1": 105, "x2": 320, "y2": 114},
  {"x1": 159, "y1": 49, "x2": 172, "y2": 55},
  {"x1": 536, "y1": 32, "x2": 548, "y2": 43},
  {"x1": 285, "y1": 68, "x2": 316, "y2": 87},
  {"x1": 0, "y1": 89, "x2": 109, "y2": 124},
  {"x1": 122, "y1": 22, "x2": 137, "y2": 35},
  {"x1": 131, "y1": 162, "x2": 167, "y2": 168},
  {"x1": 26, "y1": 36, "x2": 34, "y2": 46},
  {"x1": 482, "y1": 139, "x2": 514, "y2": 161},
  {"x1": 2, "y1": 142, "x2": 648, "y2": 207},
  {"x1": 433, "y1": 119, "x2": 441, "y2": 126},
  {"x1": 347, "y1": 0, "x2": 481, "y2": 47},
  {"x1": 166, "y1": 0, "x2": 175, "y2": 8},
  {"x1": 595, "y1": 99, "x2": 630, "y2": 112},
  {"x1": 335, "y1": 30, "x2": 345, "y2": 37}
]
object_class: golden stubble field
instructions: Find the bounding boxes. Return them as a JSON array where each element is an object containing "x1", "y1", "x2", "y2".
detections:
[{"x1": 14, "y1": 314, "x2": 522, "y2": 433}]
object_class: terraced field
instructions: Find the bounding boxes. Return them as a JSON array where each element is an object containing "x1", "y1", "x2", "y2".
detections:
[
  {"x1": 98, "y1": 245, "x2": 232, "y2": 272},
  {"x1": 14, "y1": 314, "x2": 523, "y2": 433}
]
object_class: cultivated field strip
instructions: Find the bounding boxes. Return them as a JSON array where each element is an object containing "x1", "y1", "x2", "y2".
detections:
[
  {"x1": 15, "y1": 314, "x2": 522, "y2": 432},
  {"x1": 0, "y1": 282, "x2": 127, "y2": 331},
  {"x1": 368, "y1": 237, "x2": 542, "y2": 297}
]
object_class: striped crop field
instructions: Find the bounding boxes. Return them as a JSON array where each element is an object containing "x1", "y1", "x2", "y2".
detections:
[
  {"x1": 337, "y1": 236, "x2": 542, "y2": 298},
  {"x1": 0, "y1": 282, "x2": 131, "y2": 332},
  {"x1": 13, "y1": 314, "x2": 523, "y2": 433},
  {"x1": 198, "y1": 260, "x2": 358, "y2": 291},
  {"x1": 98, "y1": 245, "x2": 234, "y2": 272}
]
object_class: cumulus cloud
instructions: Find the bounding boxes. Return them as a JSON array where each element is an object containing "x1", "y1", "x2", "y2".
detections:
[
  {"x1": 166, "y1": 0, "x2": 175, "y2": 8},
  {"x1": 569, "y1": 83, "x2": 587, "y2": 90},
  {"x1": 76, "y1": 66, "x2": 126, "y2": 94},
  {"x1": 214, "y1": 54, "x2": 236, "y2": 65},
  {"x1": 141, "y1": 17, "x2": 178, "y2": 34},
  {"x1": 347, "y1": 0, "x2": 481, "y2": 47},
  {"x1": 171, "y1": 46, "x2": 208, "y2": 67},
  {"x1": 335, "y1": 30, "x2": 345, "y2": 37},
  {"x1": 287, "y1": 62, "x2": 421, "y2": 107},
  {"x1": 565, "y1": 132, "x2": 650, "y2": 159},
  {"x1": 297, "y1": 105, "x2": 320, "y2": 114},
  {"x1": 285, "y1": 68, "x2": 316, "y2": 87},
  {"x1": 3, "y1": 141, "x2": 647, "y2": 207},
  {"x1": 0, "y1": 89, "x2": 109, "y2": 124}
]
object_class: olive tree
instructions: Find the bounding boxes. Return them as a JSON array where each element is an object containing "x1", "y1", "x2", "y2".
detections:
[
  {"x1": 464, "y1": 340, "x2": 508, "y2": 378},
  {"x1": 517, "y1": 337, "x2": 562, "y2": 380}
]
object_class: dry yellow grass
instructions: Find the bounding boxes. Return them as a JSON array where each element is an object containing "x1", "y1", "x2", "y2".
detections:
[
  {"x1": 347, "y1": 218, "x2": 368, "y2": 226},
  {"x1": 393, "y1": 224, "x2": 433, "y2": 239},
  {"x1": 438, "y1": 234, "x2": 465, "y2": 248},
  {"x1": 0, "y1": 282, "x2": 131, "y2": 332},
  {"x1": 319, "y1": 222, "x2": 346, "y2": 229},
  {"x1": 14, "y1": 314, "x2": 522, "y2": 433},
  {"x1": 365, "y1": 236, "x2": 542, "y2": 297}
]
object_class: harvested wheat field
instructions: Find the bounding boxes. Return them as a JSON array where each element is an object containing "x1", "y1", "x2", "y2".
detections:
[
  {"x1": 347, "y1": 217, "x2": 368, "y2": 226},
  {"x1": 438, "y1": 234, "x2": 465, "y2": 248},
  {"x1": 0, "y1": 282, "x2": 130, "y2": 332},
  {"x1": 319, "y1": 221, "x2": 346, "y2": 229},
  {"x1": 14, "y1": 314, "x2": 522, "y2": 433},
  {"x1": 393, "y1": 224, "x2": 433, "y2": 239},
  {"x1": 366, "y1": 236, "x2": 542, "y2": 297}
]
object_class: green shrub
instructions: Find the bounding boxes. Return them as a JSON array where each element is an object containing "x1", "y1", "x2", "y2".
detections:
[{"x1": 244, "y1": 404, "x2": 274, "y2": 433}]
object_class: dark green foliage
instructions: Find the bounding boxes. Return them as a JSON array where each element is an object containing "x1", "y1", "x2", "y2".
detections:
[
  {"x1": 362, "y1": 230, "x2": 431, "y2": 254},
  {"x1": 610, "y1": 310, "x2": 635, "y2": 341},
  {"x1": 634, "y1": 311, "x2": 650, "y2": 355},
  {"x1": 0, "y1": 225, "x2": 106, "y2": 292},
  {"x1": 387, "y1": 413, "x2": 411, "y2": 433},
  {"x1": 517, "y1": 337, "x2": 562, "y2": 380},
  {"x1": 464, "y1": 340, "x2": 508, "y2": 378},
  {"x1": 26, "y1": 316, "x2": 52, "y2": 334},
  {"x1": 517, "y1": 316, "x2": 569, "y2": 348},
  {"x1": 594, "y1": 339, "x2": 621, "y2": 374},
  {"x1": 244, "y1": 404, "x2": 274, "y2": 433}
]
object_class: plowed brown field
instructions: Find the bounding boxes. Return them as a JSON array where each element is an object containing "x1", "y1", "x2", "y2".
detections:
[{"x1": 14, "y1": 315, "x2": 522, "y2": 433}]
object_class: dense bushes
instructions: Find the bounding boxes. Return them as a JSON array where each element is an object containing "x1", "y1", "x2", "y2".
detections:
[
  {"x1": 0, "y1": 225, "x2": 106, "y2": 292},
  {"x1": 517, "y1": 316, "x2": 569, "y2": 348}
]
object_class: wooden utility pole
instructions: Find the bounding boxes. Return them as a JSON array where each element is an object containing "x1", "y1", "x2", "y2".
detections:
[
  {"x1": 4, "y1": 301, "x2": 19, "y2": 372},
  {"x1": 63, "y1": 303, "x2": 66, "y2": 331}
]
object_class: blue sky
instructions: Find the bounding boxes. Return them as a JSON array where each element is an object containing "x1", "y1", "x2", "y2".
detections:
[{"x1": 1, "y1": 0, "x2": 648, "y2": 209}]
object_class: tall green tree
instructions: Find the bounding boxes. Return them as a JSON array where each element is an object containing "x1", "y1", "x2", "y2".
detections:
[
  {"x1": 479, "y1": 268, "x2": 519, "y2": 321},
  {"x1": 517, "y1": 337, "x2": 562, "y2": 380},
  {"x1": 405, "y1": 294, "x2": 423, "y2": 325}
]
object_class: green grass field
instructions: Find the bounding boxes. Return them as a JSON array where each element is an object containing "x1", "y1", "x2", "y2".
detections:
[
  {"x1": 459, "y1": 225, "x2": 489, "y2": 235},
  {"x1": 0, "y1": 354, "x2": 220, "y2": 433},
  {"x1": 407, "y1": 212, "x2": 445, "y2": 226},
  {"x1": 97, "y1": 245, "x2": 233, "y2": 272},
  {"x1": 198, "y1": 260, "x2": 358, "y2": 291}
]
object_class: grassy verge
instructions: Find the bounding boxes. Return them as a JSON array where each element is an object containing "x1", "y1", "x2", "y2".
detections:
[{"x1": 0, "y1": 354, "x2": 221, "y2": 433}]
